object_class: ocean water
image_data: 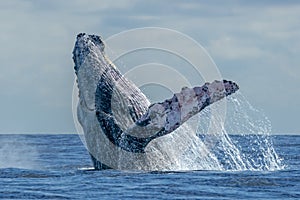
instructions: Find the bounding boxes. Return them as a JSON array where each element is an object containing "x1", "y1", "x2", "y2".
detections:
[{"x1": 0, "y1": 134, "x2": 299, "y2": 199}]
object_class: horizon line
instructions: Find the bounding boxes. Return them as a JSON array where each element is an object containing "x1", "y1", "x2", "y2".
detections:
[{"x1": 0, "y1": 132, "x2": 299, "y2": 136}]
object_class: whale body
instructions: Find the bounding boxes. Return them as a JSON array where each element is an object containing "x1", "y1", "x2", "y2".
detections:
[{"x1": 72, "y1": 33, "x2": 239, "y2": 170}]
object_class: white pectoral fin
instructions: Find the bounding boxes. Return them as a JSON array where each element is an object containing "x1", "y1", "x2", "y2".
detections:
[
  {"x1": 91, "y1": 80, "x2": 238, "y2": 153},
  {"x1": 127, "y1": 80, "x2": 239, "y2": 140}
]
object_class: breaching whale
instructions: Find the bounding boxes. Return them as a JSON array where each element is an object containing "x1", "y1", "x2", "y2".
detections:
[{"x1": 73, "y1": 33, "x2": 239, "y2": 170}]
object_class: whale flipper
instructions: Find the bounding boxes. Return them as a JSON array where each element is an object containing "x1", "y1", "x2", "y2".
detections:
[
  {"x1": 131, "y1": 80, "x2": 238, "y2": 138},
  {"x1": 95, "y1": 77, "x2": 239, "y2": 153}
]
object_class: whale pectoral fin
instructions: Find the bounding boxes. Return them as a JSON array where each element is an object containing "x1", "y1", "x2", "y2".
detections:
[
  {"x1": 129, "y1": 80, "x2": 239, "y2": 140},
  {"x1": 96, "y1": 79, "x2": 238, "y2": 154}
]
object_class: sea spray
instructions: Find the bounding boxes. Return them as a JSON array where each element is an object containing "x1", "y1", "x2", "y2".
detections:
[
  {"x1": 0, "y1": 135, "x2": 40, "y2": 169},
  {"x1": 196, "y1": 92, "x2": 284, "y2": 171}
]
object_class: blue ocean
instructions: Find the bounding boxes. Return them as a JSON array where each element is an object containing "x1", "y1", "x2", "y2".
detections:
[{"x1": 0, "y1": 134, "x2": 299, "y2": 199}]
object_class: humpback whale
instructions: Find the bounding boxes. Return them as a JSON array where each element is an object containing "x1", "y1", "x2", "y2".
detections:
[{"x1": 73, "y1": 33, "x2": 239, "y2": 170}]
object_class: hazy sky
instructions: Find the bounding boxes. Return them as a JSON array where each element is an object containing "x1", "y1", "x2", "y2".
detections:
[{"x1": 0, "y1": 0, "x2": 299, "y2": 134}]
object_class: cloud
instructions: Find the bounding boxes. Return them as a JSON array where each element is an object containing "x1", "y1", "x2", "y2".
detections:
[
  {"x1": 207, "y1": 37, "x2": 267, "y2": 60},
  {"x1": 0, "y1": 0, "x2": 299, "y2": 133}
]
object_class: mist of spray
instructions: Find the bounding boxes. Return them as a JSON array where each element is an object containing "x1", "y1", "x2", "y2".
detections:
[{"x1": 0, "y1": 135, "x2": 40, "y2": 169}]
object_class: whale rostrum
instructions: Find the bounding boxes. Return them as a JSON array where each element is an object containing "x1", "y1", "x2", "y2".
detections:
[{"x1": 73, "y1": 33, "x2": 239, "y2": 169}]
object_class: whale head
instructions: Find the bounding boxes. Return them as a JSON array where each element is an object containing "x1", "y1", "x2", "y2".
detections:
[
  {"x1": 73, "y1": 33, "x2": 106, "y2": 75},
  {"x1": 73, "y1": 33, "x2": 111, "y2": 111}
]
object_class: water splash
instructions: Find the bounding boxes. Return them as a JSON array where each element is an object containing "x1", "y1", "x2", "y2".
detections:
[
  {"x1": 139, "y1": 91, "x2": 285, "y2": 171},
  {"x1": 196, "y1": 92, "x2": 284, "y2": 171}
]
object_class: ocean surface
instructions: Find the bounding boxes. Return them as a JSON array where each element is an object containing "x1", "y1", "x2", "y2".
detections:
[{"x1": 0, "y1": 134, "x2": 299, "y2": 199}]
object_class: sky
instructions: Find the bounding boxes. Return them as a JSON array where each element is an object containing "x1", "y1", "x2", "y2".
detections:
[{"x1": 0, "y1": 0, "x2": 299, "y2": 134}]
